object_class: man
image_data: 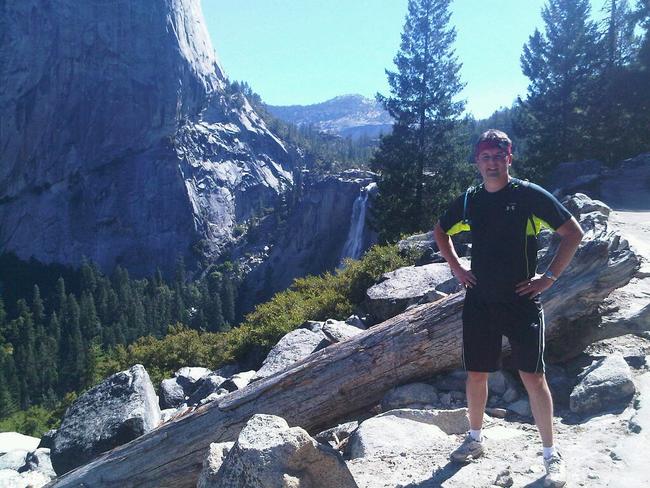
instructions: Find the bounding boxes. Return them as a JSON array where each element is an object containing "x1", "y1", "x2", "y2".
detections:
[{"x1": 433, "y1": 129, "x2": 583, "y2": 488}]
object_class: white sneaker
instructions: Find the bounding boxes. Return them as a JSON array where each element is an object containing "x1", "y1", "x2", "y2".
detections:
[
  {"x1": 543, "y1": 451, "x2": 567, "y2": 487},
  {"x1": 449, "y1": 433, "x2": 484, "y2": 462}
]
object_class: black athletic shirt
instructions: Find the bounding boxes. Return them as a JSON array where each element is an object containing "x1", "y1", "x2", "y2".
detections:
[{"x1": 439, "y1": 178, "x2": 572, "y2": 302}]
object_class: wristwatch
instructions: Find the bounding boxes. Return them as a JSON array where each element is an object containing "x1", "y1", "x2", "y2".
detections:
[{"x1": 544, "y1": 269, "x2": 558, "y2": 282}]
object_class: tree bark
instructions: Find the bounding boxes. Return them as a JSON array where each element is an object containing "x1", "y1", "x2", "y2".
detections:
[{"x1": 47, "y1": 223, "x2": 643, "y2": 488}]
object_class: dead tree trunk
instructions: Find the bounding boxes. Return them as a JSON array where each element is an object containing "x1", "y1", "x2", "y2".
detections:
[{"x1": 48, "y1": 222, "x2": 642, "y2": 488}]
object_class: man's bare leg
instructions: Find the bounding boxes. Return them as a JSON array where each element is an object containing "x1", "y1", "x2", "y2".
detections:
[
  {"x1": 519, "y1": 371, "x2": 554, "y2": 447},
  {"x1": 520, "y1": 371, "x2": 566, "y2": 487},
  {"x1": 466, "y1": 371, "x2": 489, "y2": 430},
  {"x1": 449, "y1": 371, "x2": 489, "y2": 462}
]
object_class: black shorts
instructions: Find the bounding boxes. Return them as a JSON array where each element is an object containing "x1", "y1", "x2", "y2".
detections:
[{"x1": 461, "y1": 293, "x2": 546, "y2": 374}]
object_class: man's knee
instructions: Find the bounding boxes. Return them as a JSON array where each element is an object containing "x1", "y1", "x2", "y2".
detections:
[
  {"x1": 466, "y1": 371, "x2": 489, "y2": 384},
  {"x1": 519, "y1": 370, "x2": 547, "y2": 390}
]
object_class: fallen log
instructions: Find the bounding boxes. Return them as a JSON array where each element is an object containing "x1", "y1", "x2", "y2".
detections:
[{"x1": 48, "y1": 215, "x2": 642, "y2": 488}]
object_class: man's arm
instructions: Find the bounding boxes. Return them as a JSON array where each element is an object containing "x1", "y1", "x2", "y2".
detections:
[
  {"x1": 433, "y1": 222, "x2": 477, "y2": 288},
  {"x1": 515, "y1": 216, "x2": 584, "y2": 297}
]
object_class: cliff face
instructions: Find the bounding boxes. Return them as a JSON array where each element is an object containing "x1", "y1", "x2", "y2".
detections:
[
  {"x1": 0, "y1": 0, "x2": 294, "y2": 276},
  {"x1": 237, "y1": 171, "x2": 379, "y2": 314}
]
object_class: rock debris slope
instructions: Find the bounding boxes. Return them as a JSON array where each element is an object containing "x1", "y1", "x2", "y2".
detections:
[{"x1": 0, "y1": 0, "x2": 294, "y2": 277}]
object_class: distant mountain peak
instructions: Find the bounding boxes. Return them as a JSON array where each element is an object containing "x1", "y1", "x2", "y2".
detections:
[{"x1": 267, "y1": 94, "x2": 392, "y2": 140}]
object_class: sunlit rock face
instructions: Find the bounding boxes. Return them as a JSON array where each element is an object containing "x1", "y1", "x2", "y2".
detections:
[{"x1": 0, "y1": 0, "x2": 294, "y2": 277}]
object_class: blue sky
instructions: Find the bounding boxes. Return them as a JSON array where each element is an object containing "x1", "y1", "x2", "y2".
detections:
[{"x1": 201, "y1": 0, "x2": 606, "y2": 119}]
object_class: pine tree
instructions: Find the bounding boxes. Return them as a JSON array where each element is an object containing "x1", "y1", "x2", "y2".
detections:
[
  {"x1": 56, "y1": 277, "x2": 67, "y2": 319},
  {"x1": 0, "y1": 345, "x2": 18, "y2": 415},
  {"x1": 220, "y1": 277, "x2": 236, "y2": 328},
  {"x1": 31, "y1": 285, "x2": 45, "y2": 329},
  {"x1": 369, "y1": 0, "x2": 467, "y2": 242},
  {"x1": 80, "y1": 257, "x2": 98, "y2": 295},
  {"x1": 79, "y1": 292, "x2": 100, "y2": 339},
  {"x1": 602, "y1": 0, "x2": 639, "y2": 68},
  {"x1": 638, "y1": 0, "x2": 650, "y2": 65},
  {"x1": 587, "y1": 0, "x2": 647, "y2": 163},
  {"x1": 0, "y1": 296, "x2": 6, "y2": 335},
  {"x1": 13, "y1": 300, "x2": 38, "y2": 408},
  {"x1": 58, "y1": 294, "x2": 85, "y2": 394},
  {"x1": 47, "y1": 311, "x2": 61, "y2": 346},
  {"x1": 517, "y1": 0, "x2": 602, "y2": 178}
]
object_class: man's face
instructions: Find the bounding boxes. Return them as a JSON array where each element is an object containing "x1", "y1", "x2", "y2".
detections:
[{"x1": 475, "y1": 147, "x2": 511, "y2": 183}]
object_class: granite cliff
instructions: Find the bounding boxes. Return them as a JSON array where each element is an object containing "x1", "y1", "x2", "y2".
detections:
[{"x1": 0, "y1": 0, "x2": 295, "y2": 277}]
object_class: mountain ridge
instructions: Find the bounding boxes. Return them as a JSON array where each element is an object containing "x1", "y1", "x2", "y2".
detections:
[{"x1": 267, "y1": 94, "x2": 393, "y2": 140}]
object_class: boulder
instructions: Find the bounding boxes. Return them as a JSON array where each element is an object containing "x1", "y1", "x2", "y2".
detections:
[
  {"x1": 365, "y1": 260, "x2": 467, "y2": 322},
  {"x1": 488, "y1": 370, "x2": 517, "y2": 396},
  {"x1": 397, "y1": 231, "x2": 470, "y2": 265},
  {"x1": 434, "y1": 369, "x2": 467, "y2": 391},
  {"x1": 315, "y1": 421, "x2": 359, "y2": 447},
  {"x1": 212, "y1": 363, "x2": 241, "y2": 379},
  {"x1": 545, "y1": 364, "x2": 574, "y2": 407},
  {"x1": 397, "y1": 231, "x2": 439, "y2": 255},
  {"x1": 548, "y1": 160, "x2": 603, "y2": 196},
  {"x1": 600, "y1": 153, "x2": 650, "y2": 210},
  {"x1": 186, "y1": 374, "x2": 227, "y2": 406},
  {"x1": 196, "y1": 442, "x2": 234, "y2": 488},
  {"x1": 0, "y1": 450, "x2": 28, "y2": 471},
  {"x1": 160, "y1": 367, "x2": 214, "y2": 409},
  {"x1": 20, "y1": 448, "x2": 55, "y2": 478},
  {"x1": 344, "y1": 315, "x2": 367, "y2": 330},
  {"x1": 0, "y1": 470, "x2": 21, "y2": 486},
  {"x1": 160, "y1": 404, "x2": 191, "y2": 423},
  {"x1": 507, "y1": 398, "x2": 532, "y2": 417},
  {"x1": 207, "y1": 414, "x2": 358, "y2": 488},
  {"x1": 174, "y1": 367, "x2": 211, "y2": 392},
  {"x1": 37, "y1": 430, "x2": 57, "y2": 450},
  {"x1": 494, "y1": 468, "x2": 514, "y2": 488},
  {"x1": 570, "y1": 354, "x2": 636, "y2": 414},
  {"x1": 322, "y1": 319, "x2": 364, "y2": 343},
  {"x1": 562, "y1": 193, "x2": 611, "y2": 218},
  {"x1": 380, "y1": 382, "x2": 438, "y2": 411},
  {"x1": 197, "y1": 390, "x2": 229, "y2": 406},
  {"x1": 0, "y1": 468, "x2": 50, "y2": 487},
  {"x1": 159, "y1": 378, "x2": 186, "y2": 410},
  {"x1": 51, "y1": 364, "x2": 161, "y2": 475},
  {"x1": 0, "y1": 433, "x2": 39, "y2": 455},
  {"x1": 251, "y1": 328, "x2": 329, "y2": 381},
  {"x1": 502, "y1": 386, "x2": 519, "y2": 403},
  {"x1": 299, "y1": 320, "x2": 324, "y2": 332},
  {"x1": 347, "y1": 408, "x2": 467, "y2": 459},
  {"x1": 220, "y1": 370, "x2": 257, "y2": 392}
]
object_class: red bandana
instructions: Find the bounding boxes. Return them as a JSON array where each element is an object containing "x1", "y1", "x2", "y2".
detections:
[{"x1": 476, "y1": 140, "x2": 512, "y2": 156}]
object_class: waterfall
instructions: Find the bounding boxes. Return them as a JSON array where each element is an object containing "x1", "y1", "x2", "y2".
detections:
[{"x1": 338, "y1": 182, "x2": 376, "y2": 266}]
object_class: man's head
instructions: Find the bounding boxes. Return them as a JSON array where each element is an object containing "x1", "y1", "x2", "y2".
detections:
[
  {"x1": 474, "y1": 129, "x2": 512, "y2": 158},
  {"x1": 474, "y1": 129, "x2": 512, "y2": 188}
]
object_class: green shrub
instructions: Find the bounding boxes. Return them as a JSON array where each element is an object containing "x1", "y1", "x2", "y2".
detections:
[
  {"x1": 231, "y1": 243, "x2": 415, "y2": 364},
  {"x1": 0, "y1": 391, "x2": 80, "y2": 437},
  {"x1": 98, "y1": 243, "x2": 417, "y2": 389}
]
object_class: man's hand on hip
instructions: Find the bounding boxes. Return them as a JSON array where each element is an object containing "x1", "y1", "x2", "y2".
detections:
[
  {"x1": 451, "y1": 263, "x2": 477, "y2": 289},
  {"x1": 515, "y1": 274, "x2": 553, "y2": 298}
]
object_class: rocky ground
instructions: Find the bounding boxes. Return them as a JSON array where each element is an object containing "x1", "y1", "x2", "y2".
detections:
[{"x1": 341, "y1": 341, "x2": 650, "y2": 488}]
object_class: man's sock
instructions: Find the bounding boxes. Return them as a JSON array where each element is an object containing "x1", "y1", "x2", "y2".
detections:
[
  {"x1": 543, "y1": 446, "x2": 556, "y2": 460},
  {"x1": 469, "y1": 429, "x2": 482, "y2": 442}
]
